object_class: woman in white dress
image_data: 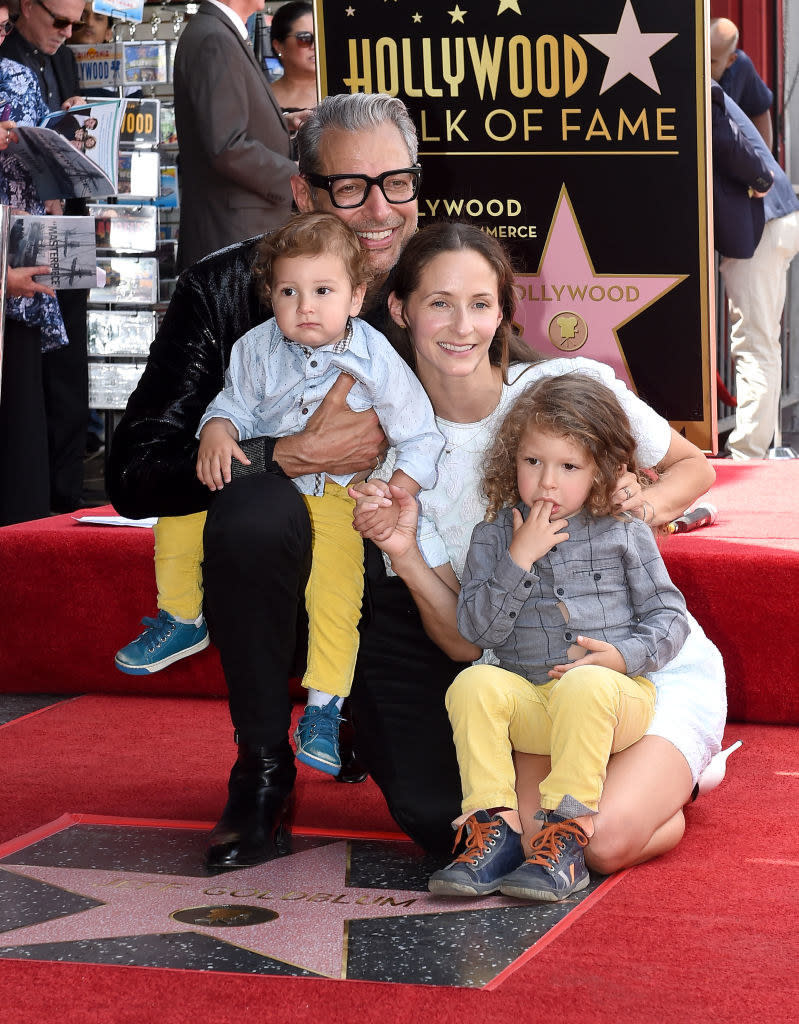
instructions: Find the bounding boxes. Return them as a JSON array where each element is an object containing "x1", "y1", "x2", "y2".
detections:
[{"x1": 350, "y1": 222, "x2": 726, "y2": 873}]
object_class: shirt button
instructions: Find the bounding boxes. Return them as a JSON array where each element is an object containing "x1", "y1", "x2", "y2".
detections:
[
  {"x1": 523, "y1": 580, "x2": 532, "y2": 588},
  {"x1": 509, "y1": 611, "x2": 516, "y2": 618},
  {"x1": 310, "y1": 360, "x2": 318, "y2": 368},
  {"x1": 301, "y1": 407, "x2": 309, "y2": 416},
  {"x1": 593, "y1": 573, "x2": 602, "y2": 580},
  {"x1": 556, "y1": 588, "x2": 564, "y2": 596},
  {"x1": 564, "y1": 631, "x2": 573, "y2": 641},
  {"x1": 551, "y1": 546, "x2": 557, "y2": 553}
]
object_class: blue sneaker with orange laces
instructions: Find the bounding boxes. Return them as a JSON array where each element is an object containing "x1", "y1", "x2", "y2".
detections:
[
  {"x1": 499, "y1": 813, "x2": 590, "y2": 902},
  {"x1": 114, "y1": 610, "x2": 209, "y2": 675},
  {"x1": 428, "y1": 811, "x2": 524, "y2": 896}
]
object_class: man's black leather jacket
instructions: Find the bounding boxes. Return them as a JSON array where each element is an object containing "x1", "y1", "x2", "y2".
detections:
[{"x1": 107, "y1": 238, "x2": 269, "y2": 520}]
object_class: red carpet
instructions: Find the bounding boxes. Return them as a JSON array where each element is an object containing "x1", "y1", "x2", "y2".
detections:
[
  {"x1": 1, "y1": 459, "x2": 798, "y2": 1020},
  {"x1": 1, "y1": 696, "x2": 797, "y2": 1022},
  {"x1": 2, "y1": 458, "x2": 798, "y2": 723}
]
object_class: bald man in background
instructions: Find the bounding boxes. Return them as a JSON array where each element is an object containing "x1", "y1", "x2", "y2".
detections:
[{"x1": 710, "y1": 17, "x2": 773, "y2": 150}]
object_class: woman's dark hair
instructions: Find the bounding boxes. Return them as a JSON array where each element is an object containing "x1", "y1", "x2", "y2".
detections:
[
  {"x1": 387, "y1": 222, "x2": 537, "y2": 379},
  {"x1": 270, "y1": 1, "x2": 313, "y2": 47},
  {"x1": 482, "y1": 372, "x2": 645, "y2": 522}
]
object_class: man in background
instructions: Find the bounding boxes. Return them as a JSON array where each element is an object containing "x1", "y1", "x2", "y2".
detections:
[
  {"x1": 710, "y1": 17, "x2": 773, "y2": 149},
  {"x1": 172, "y1": 0, "x2": 296, "y2": 270},
  {"x1": 4, "y1": 0, "x2": 91, "y2": 512},
  {"x1": 715, "y1": 87, "x2": 799, "y2": 460}
]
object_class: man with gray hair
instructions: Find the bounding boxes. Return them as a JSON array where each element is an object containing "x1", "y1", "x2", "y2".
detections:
[{"x1": 109, "y1": 93, "x2": 437, "y2": 869}]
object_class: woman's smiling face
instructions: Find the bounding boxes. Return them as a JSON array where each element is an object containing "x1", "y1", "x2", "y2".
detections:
[{"x1": 390, "y1": 249, "x2": 503, "y2": 381}]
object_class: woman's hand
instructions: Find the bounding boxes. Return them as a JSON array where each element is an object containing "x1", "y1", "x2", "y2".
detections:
[
  {"x1": 196, "y1": 418, "x2": 250, "y2": 490},
  {"x1": 284, "y1": 108, "x2": 312, "y2": 133},
  {"x1": 612, "y1": 464, "x2": 648, "y2": 521},
  {"x1": 6, "y1": 266, "x2": 55, "y2": 298},
  {"x1": 61, "y1": 96, "x2": 87, "y2": 110},
  {"x1": 0, "y1": 120, "x2": 18, "y2": 150},
  {"x1": 549, "y1": 636, "x2": 626, "y2": 678}
]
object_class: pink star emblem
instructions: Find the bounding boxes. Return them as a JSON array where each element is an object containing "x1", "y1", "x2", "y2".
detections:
[
  {"x1": 513, "y1": 187, "x2": 685, "y2": 389},
  {"x1": 1, "y1": 840, "x2": 515, "y2": 979}
]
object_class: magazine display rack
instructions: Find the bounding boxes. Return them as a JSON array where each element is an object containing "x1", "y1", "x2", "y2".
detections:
[{"x1": 81, "y1": 7, "x2": 185, "y2": 415}]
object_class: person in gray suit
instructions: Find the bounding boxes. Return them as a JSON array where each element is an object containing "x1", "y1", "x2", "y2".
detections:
[{"x1": 173, "y1": 0, "x2": 296, "y2": 271}]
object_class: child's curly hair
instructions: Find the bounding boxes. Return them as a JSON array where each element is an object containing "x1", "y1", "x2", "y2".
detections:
[
  {"x1": 252, "y1": 211, "x2": 372, "y2": 303},
  {"x1": 483, "y1": 372, "x2": 647, "y2": 522}
]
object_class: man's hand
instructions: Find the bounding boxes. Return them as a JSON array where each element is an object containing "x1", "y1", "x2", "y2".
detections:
[
  {"x1": 548, "y1": 636, "x2": 627, "y2": 679},
  {"x1": 274, "y1": 373, "x2": 386, "y2": 478},
  {"x1": 196, "y1": 418, "x2": 250, "y2": 490},
  {"x1": 508, "y1": 500, "x2": 568, "y2": 570},
  {"x1": 6, "y1": 266, "x2": 55, "y2": 298}
]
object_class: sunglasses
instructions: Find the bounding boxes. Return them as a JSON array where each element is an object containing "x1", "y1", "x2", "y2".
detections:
[
  {"x1": 35, "y1": 0, "x2": 85, "y2": 31},
  {"x1": 288, "y1": 31, "x2": 314, "y2": 48},
  {"x1": 0, "y1": 18, "x2": 15, "y2": 36}
]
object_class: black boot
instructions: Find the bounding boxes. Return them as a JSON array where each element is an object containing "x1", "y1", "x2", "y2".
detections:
[
  {"x1": 336, "y1": 699, "x2": 368, "y2": 784},
  {"x1": 205, "y1": 738, "x2": 297, "y2": 870}
]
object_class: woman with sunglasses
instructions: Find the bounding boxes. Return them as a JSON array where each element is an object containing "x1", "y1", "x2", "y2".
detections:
[
  {"x1": 0, "y1": 0, "x2": 69, "y2": 525},
  {"x1": 269, "y1": 2, "x2": 317, "y2": 125}
]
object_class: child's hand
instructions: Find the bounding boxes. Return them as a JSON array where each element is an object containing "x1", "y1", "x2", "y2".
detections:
[
  {"x1": 348, "y1": 479, "x2": 393, "y2": 537},
  {"x1": 548, "y1": 636, "x2": 627, "y2": 678},
  {"x1": 508, "y1": 500, "x2": 569, "y2": 570},
  {"x1": 197, "y1": 418, "x2": 250, "y2": 490},
  {"x1": 360, "y1": 499, "x2": 401, "y2": 543}
]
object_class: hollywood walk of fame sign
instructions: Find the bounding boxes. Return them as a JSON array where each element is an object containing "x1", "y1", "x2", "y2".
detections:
[
  {"x1": 0, "y1": 815, "x2": 617, "y2": 987},
  {"x1": 315, "y1": 0, "x2": 715, "y2": 448}
]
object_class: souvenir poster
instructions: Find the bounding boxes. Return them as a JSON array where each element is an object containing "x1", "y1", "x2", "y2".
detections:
[
  {"x1": 155, "y1": 166, "x2": 178, "y2": 208},
  {"x1": 119, "y1": 99, "x2": 161, "y2": 147},
  {"x1": 117, "y1": 150, "x2": 161, "y2": 198},
  {"x1": 71, "y1": 43, "x2": 124, "y2": 91},
  {"x1": 88, "y1": 362, "x2": 148, "y2": 410},
  {"x1": 89, "y1": 204, "x2": 157, "y2": 252},
  {"x1": 90, "y1": 256, "x2": 159, "y2": 305},
  {"x1": 92, "y1": 0, "x2": 145, "y2": 25},
  {"x1": 87, "y1": 309, "x2": 158, "y2": 356},
  {"x1": 159, "y1": 103, "x2": 177, "y2": 146},
  {"x1": 122, "y1": 41, "x2": 168, "y2": 85},
  {"x1": 315, "y1": 0, "x2": 715, "y2": 447},
  {"x1": 7, "y1": 215, "x2": 97, "y2": 289}
]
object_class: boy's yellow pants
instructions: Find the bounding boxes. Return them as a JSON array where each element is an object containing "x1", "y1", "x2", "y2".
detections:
[{"x1": 152, "y1": 482, "x2": 364, "y2": 697}]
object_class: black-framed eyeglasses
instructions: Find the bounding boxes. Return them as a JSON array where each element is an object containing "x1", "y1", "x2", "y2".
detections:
[
  {"x1": 0, "y1": 17, "x2": 15, "y2": 36},
  {"x1": 304, "y1": 166, "x2": 422, "y2": 209},
  {"x1": 35, "y1": 0, "x2": 85, "y2": 31},
  {"x1": 288, "y1": 30, "x2": 314, "y2": 47}
]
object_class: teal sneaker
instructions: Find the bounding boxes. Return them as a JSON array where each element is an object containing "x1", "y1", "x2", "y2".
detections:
[
  {"x1": 499, "y1": 814, "x2": 590, "y2": 902},
  {"x1": 115, "y1": 610, "x2": 209, "y2": 675},
  {"x1": 293, "y1": 697, "x2": 343, "y2": 776}
]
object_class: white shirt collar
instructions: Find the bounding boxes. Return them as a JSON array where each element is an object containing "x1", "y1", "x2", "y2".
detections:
[{"x1": 205, "y1": 0, "x2": 249, "y2": 40}]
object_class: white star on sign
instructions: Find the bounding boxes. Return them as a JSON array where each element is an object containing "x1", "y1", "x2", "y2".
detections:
[{"x1": 580, "y1": 0, "x2": 677, "y2": 95}]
